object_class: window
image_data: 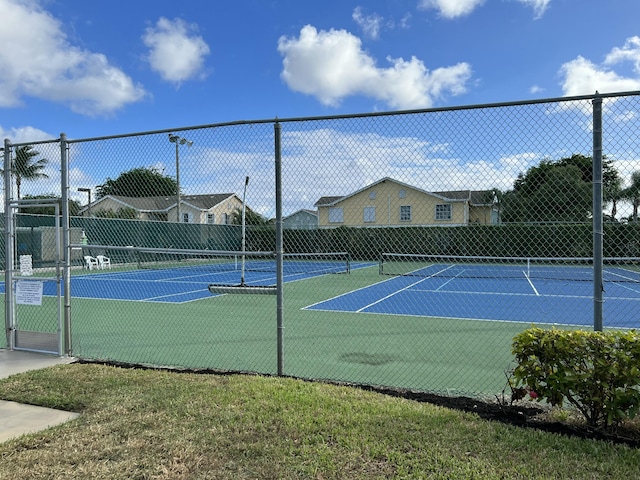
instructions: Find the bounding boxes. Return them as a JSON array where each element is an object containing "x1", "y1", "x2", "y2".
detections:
[
  {"x1": 182, "y1": 212, "x2": 190, "y2": 223},
  {"x1": 364, "y1": 206, "x2": 376, "y2": 223},
  {"x1": 435, "y1": 204, "x2": 452, "y2": 220},
  {"x1": 369, "y1": 191, "x2": 376, "y2": 200},
  {"x1": 399, "y1": 189, "x2": 406, "y2": 199},
  {"x1": 207, "y1": 213, "x2": 215, "y2": 224},
  {"x1": 400, "y1": 205, "x2": 411, "y2": 222},
  {"x1": 223, "y1": 213, "x2": 230, "y2": 225},
  {"x1": 328, "y1": 207, "x2": 344, "y2": 223}
]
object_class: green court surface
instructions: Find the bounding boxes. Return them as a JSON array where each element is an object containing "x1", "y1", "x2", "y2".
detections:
[{"x1": 3, "y1": 266, "x2": 577, "y2": 398}]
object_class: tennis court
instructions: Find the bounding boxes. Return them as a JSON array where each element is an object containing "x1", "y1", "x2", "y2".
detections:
[
  {"x1": 13, "y1": 254, "x2": 636, "y2": 396},
  {"x1": 7, "y1": 253, "x2": 372, "y2": 303},
  {"x1": 305, "y1": 256, "x2": 640, "y2": 328}
]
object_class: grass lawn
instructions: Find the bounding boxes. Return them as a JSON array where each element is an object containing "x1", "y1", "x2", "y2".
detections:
[{"x1": 0, "y1": 363, "x2": 639, "y2": 479}]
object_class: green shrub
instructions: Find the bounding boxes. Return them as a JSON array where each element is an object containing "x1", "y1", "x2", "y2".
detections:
[{"x1": 512, "y1": 327, "x2": 640, "y2": 428}]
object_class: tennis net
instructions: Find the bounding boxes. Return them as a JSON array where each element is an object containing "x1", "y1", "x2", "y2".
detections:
[
  {"x1": 379, "y1": 253, "x2": 640, "y2": 283},
  {"x1": 136, "y1": 249, "x2": 351, "y2": 275}
]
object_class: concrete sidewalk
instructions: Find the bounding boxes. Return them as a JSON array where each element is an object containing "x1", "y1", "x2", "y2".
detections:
[{"x1": 0, "y1": 349, "x2": 79, "y2": 443}]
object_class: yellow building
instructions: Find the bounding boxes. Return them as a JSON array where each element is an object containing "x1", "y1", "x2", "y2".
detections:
[{"x1": 315, "y1": 178, "x2": 498, "y2": 228}]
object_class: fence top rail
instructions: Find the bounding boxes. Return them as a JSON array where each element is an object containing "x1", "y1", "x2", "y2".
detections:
[
  {"x1": 3, "y1": 138, "x2": 61, "y2": 148},
  {"x1": 7, "y1": 90, "x2": 636, "y2": 146}
]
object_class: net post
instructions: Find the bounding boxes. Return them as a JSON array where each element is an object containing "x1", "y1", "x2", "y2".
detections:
[{"x1": 592, "y1": 92, "x2": 604, "y2": 332}]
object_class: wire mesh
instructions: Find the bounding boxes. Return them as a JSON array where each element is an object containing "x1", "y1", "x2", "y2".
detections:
[{"x1": 4, "y1": 92, "x2": 640, "y2": 398}]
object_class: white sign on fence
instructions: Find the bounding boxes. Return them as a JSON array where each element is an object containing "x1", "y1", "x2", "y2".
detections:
[
  {"x1": 15, "y1": 281, "x2": 43, "y2": 306},
  {"x1": 19, "y1": 255, "x2": 33, "y2": 276}
]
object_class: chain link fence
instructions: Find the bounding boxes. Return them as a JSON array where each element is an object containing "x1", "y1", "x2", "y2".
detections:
[{"x1": 3, "y1": 91, "x2": 640, "y2": 398}]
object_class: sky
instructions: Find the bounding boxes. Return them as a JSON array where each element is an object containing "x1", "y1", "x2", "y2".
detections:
[
  {"x1": 1, "y1": 0, "x2": 639, "y2": 141},
  {"x1": 1, "y1": 0, "x2": 640, "y2": 217}
]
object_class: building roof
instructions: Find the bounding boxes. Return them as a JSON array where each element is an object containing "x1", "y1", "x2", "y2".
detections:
[
  {"x1": 315, "y1": 178, "x2": 496, "y2": 208},
  {"x1": 84, "y1": 193, "x2": 238, "y2": 213},
  {"x1": 179, "y1": 194, "x2": 239, "y2": 210},
  {"x1": 284, "y1": 209, "x2": 318, "y2": 219},
  {"x1": 314, "y1": 196, "x2": 343, "y2": 207},
  {"x1": 315, "y1": 178, "x2": 462, "y2": 207}
]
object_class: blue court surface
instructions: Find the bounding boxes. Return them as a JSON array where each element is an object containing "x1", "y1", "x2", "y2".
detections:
[
  {"x1": 7, "y1": 259, "x2": 372, "y2": 304},
  {"x1": 305, "y1": 263, "x2": 640, "y2": 328}
]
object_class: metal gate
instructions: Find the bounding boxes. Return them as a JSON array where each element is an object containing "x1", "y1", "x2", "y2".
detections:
[
  {"x1": 4, "y1": 200, "x2": 64, "y2": 355},
  {"x1": 3, "y1": 138, "x2": 68, "y2": 356}
]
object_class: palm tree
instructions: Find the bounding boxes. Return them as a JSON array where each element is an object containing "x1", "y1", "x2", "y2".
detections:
[
  {"x1": 11, "y1": 145, "x2": 49, "y2": 199},
  {"x1": 621, "y1": 171, "x2": 640, "y2": 222},
  {"x1": 604, "y1": 174, "x2": 623, "y2": 219}
]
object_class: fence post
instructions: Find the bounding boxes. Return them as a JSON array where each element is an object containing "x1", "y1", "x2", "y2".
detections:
[
  {"x1": 275, "y1": 121, "x2": 284, "y2": 375},
  {"x1": 60, "y1": 133, "x2": 72, "y2": 354},
  {"x1": 592, "y1": 93, "x2": 603, "y2": 331},
  {"x1": 3, "y1": 139, "x2": 13, "y2": 349}
]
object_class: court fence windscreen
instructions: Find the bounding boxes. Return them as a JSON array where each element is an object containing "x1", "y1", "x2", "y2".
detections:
[{"x1": 3, "y1": 91, "x2": 640, "y2": 399}]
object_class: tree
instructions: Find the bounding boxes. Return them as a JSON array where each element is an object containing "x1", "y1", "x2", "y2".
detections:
[
  {"x1": 500, "y1": 154, "x2": 621, "y2": 223},
  {"x1": 559, "y1": 154, "x2": 622, "y2": 221},
  {"x1": 621, "y1": 171, "x2": 640, "y2": 222},
  {"x1": 604, "y1": 173, "x2": 624, "y2": 220},
  {"x1": 230, "y1": 206, "x2": 268, "y2": 225},
  {"x1": 11, "y1": 145, "x2": 49, "y2": 199},
  {"x1": 96, "y1": 167, "x2": 178, "y2": 198}
]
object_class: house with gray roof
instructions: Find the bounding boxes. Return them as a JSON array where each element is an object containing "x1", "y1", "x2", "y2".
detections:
[
  {"x1": 79, "y1": 193, "x2": 245, "y2": 224},
  {"x1": 282, "y1": 209, "x2": 318, "y2": 230}
]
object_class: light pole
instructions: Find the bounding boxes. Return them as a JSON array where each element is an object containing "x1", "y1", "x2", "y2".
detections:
[
  {"x1": 168, "y1": 133, "x2": 193, "y2": 223},
  {"x1": 77, "y1": 187, "x2": 91, "y2": 217}
]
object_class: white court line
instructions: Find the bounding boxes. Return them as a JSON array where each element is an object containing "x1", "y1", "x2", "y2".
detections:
[
  {"x1": 354, "y1": 265, "x2": 457, "y2": 313},
  {"x1": 433, "y1": 270, "x2": 465, "y2": 291},
  {"x1": 524, "y1": 272, "x2": 540, "y2": 296},
  {"x1": 305, "y1": 305, "x2": 596, "y2": 328},
  {"x1": 371, "y1": 284, "x2": 640, "y2": 302},
  {"x1": 611, "y1": 282, "x2": 640, "y2": 295},
  {"x1": 144, "y1": 287, "x2": 210, "y2": 302},
  {"x1": 303, "y1": 272, "x2": 405, "y2": 309}
]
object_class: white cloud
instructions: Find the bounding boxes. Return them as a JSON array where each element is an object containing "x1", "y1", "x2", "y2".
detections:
[
  {"x1": 399, "y1": 13, "x2": 412, "y2": 29},
  {"x1": 418, "y1": 0, "x2": 551, "y2": 19},
  {"x1": 515, "y1": 0, "x2": 551, "y2": 19},
  {"x1": 529, "y1": 85, "x2": 544, "y2": 94},
  {"x1": 0, "y1": 125, "x2": 54, "y2": 144},
  {"x1": 0, "y1": 0, "x2": 146, "y2": 116},
  {"x1": 559, "y1": 36, "x2": 640, "y2": 96},
  {"x1": 417, "y1": 0, "x2": 486, "y2": 19},
  {"x1": 560, "y1": 55, "x2": 640, "y2": 97},
  {"x1": 604, "y1": 36, "x2": 640, "y2": 72},
  {"x1": 143, "y1": 17, "x2": 210, "y2": 85},
  {"x1": 352, "y1": 7, "x2": 384, "y2": 39},
  {"x1": 277, "y1": 25, "x2": 471, "y2": 109}
]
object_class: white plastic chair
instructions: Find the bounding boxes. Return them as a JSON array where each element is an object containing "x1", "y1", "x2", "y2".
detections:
[
  {"x1": 84, "y1": 255, "x2": 99, "y2": 270},
  {"x1": 96, "y1": 255, "x2": 111, "y2": 270}
]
